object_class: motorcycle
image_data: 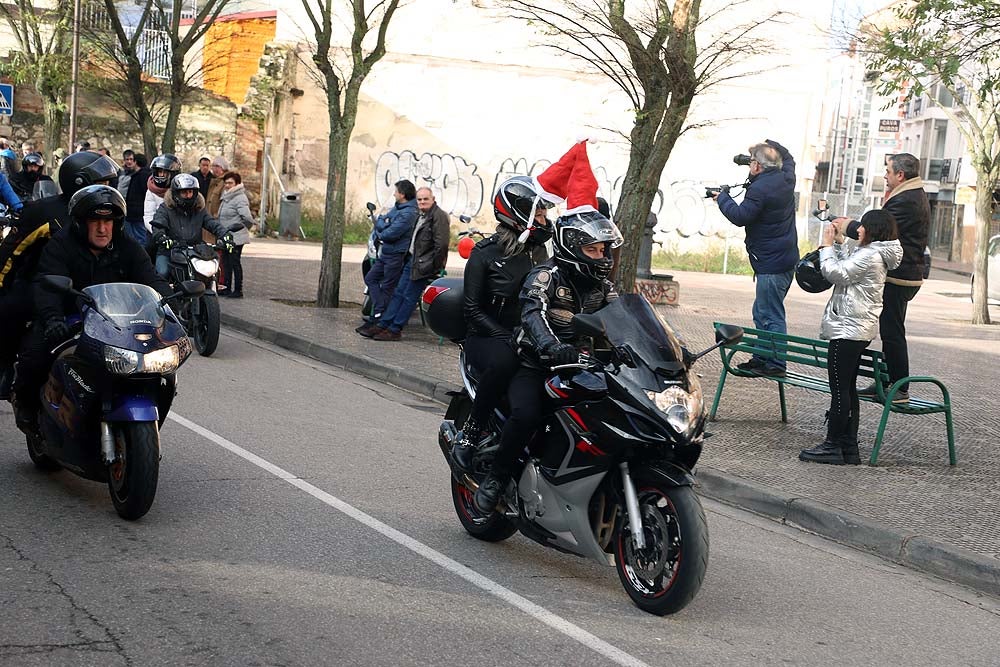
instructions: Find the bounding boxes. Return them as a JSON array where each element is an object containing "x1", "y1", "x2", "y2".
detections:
[
  {"x1": 24, "y1": 276, "x2": 204, "y2": 520},
  {"x1": 423, "y1": 282, "x2": 743, "y2": 615},
  {"x1": 155, "y1": 223, "x2": 242, "y2": 357}
]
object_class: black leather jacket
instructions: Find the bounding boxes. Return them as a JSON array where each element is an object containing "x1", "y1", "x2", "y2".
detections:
[
  {"x1": 463, "y1": 235, "x2": 546, "y2": 338},
  {"x1": 515, "y1": 259, "x2": 618, "y2": 360}
]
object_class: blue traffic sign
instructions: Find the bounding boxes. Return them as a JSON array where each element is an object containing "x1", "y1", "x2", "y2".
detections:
[{"x1": 0, "y1": 84, "x2": 12, "y2": 116}]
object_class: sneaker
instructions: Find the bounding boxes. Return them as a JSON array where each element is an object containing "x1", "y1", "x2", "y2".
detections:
[
  {"x1": 473, "y1": 473, "x2": 505, "y2": 514},
  {"x1": 757, "y1": 365, "x2": 786, "y2": 378},
  {"x1": 372, "y1": 329, "x2": 401, "y2": 341},
  {"x1": 891, "y1": 391, "x2": 909, "y2": 404},
  {"x1": 858, "y1": 383, "x2": 879, "y2": 397},
  {"x1": 736, "y1": 358, "x2": 766, "y2": 373}
]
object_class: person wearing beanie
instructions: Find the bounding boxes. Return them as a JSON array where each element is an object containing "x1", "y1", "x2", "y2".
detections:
[{"x1": 205, "y1": 156, "x2": 229, "y2": 218}]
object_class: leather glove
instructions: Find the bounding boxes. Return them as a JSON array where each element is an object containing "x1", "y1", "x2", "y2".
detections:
[
  {"x1": 43, "y1": 319, "x2": 69, "y2": 344},
  {"x1": 545, "y1": 343, "x2": 578, "y2": 367},
  {"x1": 153, "y1": 232, "x2": 173, "y2": 249}
]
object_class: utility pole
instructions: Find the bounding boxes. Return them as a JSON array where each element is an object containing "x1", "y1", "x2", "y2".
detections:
[{"x1": 68, "y1": 0, "x2": 81, "y2": 150}]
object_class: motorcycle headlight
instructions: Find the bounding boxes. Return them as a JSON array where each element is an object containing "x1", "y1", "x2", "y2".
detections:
[
  {"x1": 645, "y1": 385, "x2": 704, "y2": 436},
  {"x1": 139, "y1": 345, "x2": 180, "y2": 373},
  {"x1": 191, "y1": 257, "x2": 218, "y2": 278},
  {"x1": 105, "y1": 345, "x2": 140, "y2": 375}
]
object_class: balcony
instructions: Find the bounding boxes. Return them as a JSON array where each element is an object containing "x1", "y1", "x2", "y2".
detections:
[{"x1": 925, "y1": 158, "x2": 961, "y2": 184}]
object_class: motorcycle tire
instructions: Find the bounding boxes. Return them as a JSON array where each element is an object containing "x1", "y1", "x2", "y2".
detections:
[
  {"x1": 107, "y1": 422, "x2": 160, "y2": 521},
  {"x1": 194, "y1": 294, "x2": 220, "y2": 357},
  {"x1": 450, "y1": 475, "x2": 517, "y2": 542},
  {"x1": 25, "y1": 432, "x2": 59, "y2": 471},
  {"x1": 614, "y1": 481, "x2": 708, "y2": 616}
]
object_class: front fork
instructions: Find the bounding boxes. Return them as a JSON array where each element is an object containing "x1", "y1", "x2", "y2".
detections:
[{"x1": 620, "y1": 462, "x2": 646, "y2": 550}]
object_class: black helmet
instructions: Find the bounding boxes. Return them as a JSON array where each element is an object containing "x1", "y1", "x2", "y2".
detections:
[
  {"x1": 795, "y1": 249, "x2": 832, "y2": 293},
  {"x1": 552, "y1": 210, "x2": 623, "y2": 283},
  {"x1": 58, "y1": 151, "x2": 121, "y2": 198},
  {"x1": 493, "y1": 176, "x2": 555, "y2": 234},
  {"x1": 150, "y1": 153, "x2": 182, "y2": 188},
  {"x1": 22, "y1": 152, "x2": 45, "y2": 171},
  {"x1": 67, "y1": 184, "x2": 126, "y2": 244},
  {"x1": 170, "y1": 172, "x2": 200, "y2": 212}
]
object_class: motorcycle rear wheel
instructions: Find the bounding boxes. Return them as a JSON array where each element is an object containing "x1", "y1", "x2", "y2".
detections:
[
  {"x1": 193, "y1": 294, "x2": 220, "y2": 357},
  {"x1": 614, "y1": 482, "x2": 708, "y2": 615},
  {"x1": 107, "y1": 422, "x2": 160, "y2": 521},
  {"x1": 450, "y1": 475, "x2": 517, "y2": 542}
]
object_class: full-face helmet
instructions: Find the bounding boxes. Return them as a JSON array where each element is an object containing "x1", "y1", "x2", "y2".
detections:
[{"x1": 552, "y1": 211, "x2": 623, "y2": 283}]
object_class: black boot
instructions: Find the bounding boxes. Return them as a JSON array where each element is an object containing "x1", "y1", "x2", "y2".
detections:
[
  {"x1": 473, "y1": 472, "x2": 506, "y2": 514},
  {"x1": 799, "y1": 439, "x2": 846, "y2": 465},
  {"x1": 842, "y1": 410, "x2": 861, "y2": 464},
  {"x1": 0, "y1": 364, "x2": 13, "y2": 401},
  {"x1": 12, "y1": 395, "x2": 40, "y2": 438},
  {"x1": 451, "y1": 418, "x2": 487, "y2": 472}
]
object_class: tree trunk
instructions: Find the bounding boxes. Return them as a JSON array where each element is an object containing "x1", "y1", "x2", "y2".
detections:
[
  {"x1": 41, "y1": 97, "x2": 64, "y2": 166},
  {"x1": 316, "y1": 116, "x2": 349, "y2": 308},
  {"x1": 970, "y1": 167, "x2": 995, "y2": 325},
  {"x1": 160, "y1": 66, "x2": 186, "y2": 154}
]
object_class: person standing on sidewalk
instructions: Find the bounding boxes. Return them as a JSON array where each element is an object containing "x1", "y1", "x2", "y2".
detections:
[
  {"x1": 356, "y1": 180, "x2": 418, "y2": 336},
  {"x1": 714, "y1": 139, "x2": 798, "y2": 378},
  {"x1": 370, "y1": 187, "x2": 450, "y2": 341},
  {"x1": 117, "y1": 150, "x2": 138, "y2": 198},
  {"x1": 217, "y1": 171, "x2": 254, "y2": 299},
  {"x1": 835, "y1": 153, "x2": 930, "y2": 404},
  {"x1": 799, "y1": 210, "x2": 902, "y2": 465},
  {"x1": 191, "y1": 156, "x2": 213, "y2": 198},
  {"x1": 123, "y1": 153, "x2": 150, "y2": 245}
]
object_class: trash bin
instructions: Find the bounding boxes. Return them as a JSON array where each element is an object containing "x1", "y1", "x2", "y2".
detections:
[{"x1": 279, "y1": 191, "x2": 302, "y2": 237}]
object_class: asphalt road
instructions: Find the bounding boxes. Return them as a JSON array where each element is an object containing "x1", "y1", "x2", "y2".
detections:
[{"x1": 2, "y1": 330, "x2": 999, "y2": 666}]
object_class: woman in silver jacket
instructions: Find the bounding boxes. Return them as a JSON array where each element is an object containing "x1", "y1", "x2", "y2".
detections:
[{"x1": 799, "y1": 209, "x2": 903, "y2": 465}]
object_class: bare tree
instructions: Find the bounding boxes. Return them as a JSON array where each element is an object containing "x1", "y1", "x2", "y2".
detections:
[
  {"x1": 301, "y1": 0, "x2": 402, "y2": 308},
  {"x1": 0, "y1": 0, "x2": 73, "y2": 163},
  {"x1": 860, "y1": 0, "x2": 1000, "y2": 325},
  {"x1": 508, "y1": 0, "x2": 785, "y2": 292}
]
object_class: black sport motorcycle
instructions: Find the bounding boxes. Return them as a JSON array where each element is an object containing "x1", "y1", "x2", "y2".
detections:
[{"x1": 423, "y1": 282, "x2": 742, "y2": 615}]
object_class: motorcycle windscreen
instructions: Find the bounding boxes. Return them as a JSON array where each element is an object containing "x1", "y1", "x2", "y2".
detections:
[
  {"x1": 82, "y1": 283, "x2": 166, "y2": 331},
  {"x1": 589, "y1": 294, "x2": 687, "y2": 390},
  {"x1": 32, "y1": 179, "x2": 60, "y2": 200}
]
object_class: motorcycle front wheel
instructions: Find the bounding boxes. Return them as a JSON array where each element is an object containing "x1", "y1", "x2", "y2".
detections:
[
  {"x1": 193, "y1": 294, "x2": 220, "y2": 357},
  {"x1": 25, "y1": 432, "x2": 59, "y2": 471},
  {"x1": 107, "y1": 422, "x2": 160, "y2": 520},
  {"x1": 614, "y1": 482, "x2": 708, "y2": 615},
  {"x1": 450, "y1": 475, "x2": 517, "y2": 542}
]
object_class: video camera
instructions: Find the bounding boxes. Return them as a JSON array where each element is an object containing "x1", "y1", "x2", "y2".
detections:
[
  {"x1": 733, "y1": 154, "x2": 752, "y2": 166},
  {"x1": 704, "y1": 185, "x2": 729, "y2": 199}
]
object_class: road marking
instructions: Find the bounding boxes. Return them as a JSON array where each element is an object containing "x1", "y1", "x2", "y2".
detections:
[{"x1": 168, "y1": 412, "x2": 650, "y2": 667}]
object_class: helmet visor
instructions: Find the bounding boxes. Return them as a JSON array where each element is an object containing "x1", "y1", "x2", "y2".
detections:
[{"x1": 565, "y1": 213, "x2": 624, "y2": 249}]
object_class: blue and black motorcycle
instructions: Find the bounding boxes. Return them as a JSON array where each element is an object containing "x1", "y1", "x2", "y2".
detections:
[{"x1": 24, "y1": 276, "x2": 204, "y2": 520}]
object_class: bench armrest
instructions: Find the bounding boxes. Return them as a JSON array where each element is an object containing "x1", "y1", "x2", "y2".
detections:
[{"x1": 881, "y1": 376, "x2": 951, "y2": 406}]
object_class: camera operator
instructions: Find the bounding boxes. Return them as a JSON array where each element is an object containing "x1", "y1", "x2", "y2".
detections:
[{"x1": 713, "y1": 139, "x2": 798, "y2": 377}]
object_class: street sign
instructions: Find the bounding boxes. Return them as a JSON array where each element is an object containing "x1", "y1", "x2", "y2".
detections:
[
  {"x1": 878, "y1": 119, "x2": 900, "y2": 133},
  {"x1": 0, "y1": 84, "x2": 12, "y2": 116}
]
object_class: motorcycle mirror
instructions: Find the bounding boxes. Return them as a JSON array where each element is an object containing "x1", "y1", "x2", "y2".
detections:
[
  {"x1": 572, "y1": 312, "x2": 606, "y2": 338},
  {"x1": 41, "y1": 274, "x2": 74, "y2": 293},
  {"x1": 460, "y1": 215, "x2": 471, "y2": 224},
  {"x1": 366, "y1": 202, "x2": 376, "y2": 213},
  {"x1": 715, "y1": 324, "x2": 744, "y2": 345},
  {"x1": 180, "y1": 280, "x2": 206, "y2": 297}
]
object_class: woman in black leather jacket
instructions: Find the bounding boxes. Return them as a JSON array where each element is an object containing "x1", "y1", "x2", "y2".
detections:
[{"x1": 452, "y1": 176, "x2": 553, "y2": 468}]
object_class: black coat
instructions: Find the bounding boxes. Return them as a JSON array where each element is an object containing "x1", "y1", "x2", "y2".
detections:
[
  {"x1": 8, "y1": 172, "x2": 54, "y2": 201},
  {"x1": 191, "y1": 170, "x2": 212, "y2": 197},
  {"x1": 151, "y1": 189, "x2": 228, "y2": 251},
  {"x1": 34, "y1": 224, "x2": 171, "y2": 324},
  {"x1": 0, "y1": 194, "x2": 71, "y2": 292},
  {"x1": 463, "y1": 235, "x2": 543, "y2": 338},
  {"x1": 410, "y1": 204, "x2": 450, "y2": 281},
  {"x1": 846, "y1": 179, "x2": 930, "y2": 284},
  {"x1": 125, "y1": 167, "x2": 151, "y2": 220}
]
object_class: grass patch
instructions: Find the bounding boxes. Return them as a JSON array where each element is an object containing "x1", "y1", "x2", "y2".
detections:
[{"x1": 651, "y1": 244, "x2": 755, "y2": 275}]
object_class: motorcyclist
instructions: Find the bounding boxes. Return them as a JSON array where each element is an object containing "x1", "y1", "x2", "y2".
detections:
[
  {"x1": 0, "y1": 151, "x2": 120, "y2": 399},
  {"x1": 450, "y1": 176, "x2": 554, "y2": 470},
  {"x1": 12, "y1": 185, "x2": 172, "y2": 436},
  {"x1": 151, "y1": 172, "x2": 232, "y2": 278},
  {"x1": 474, "y1": 210, "x2": 623, "y2": 513},
  {"x1": 9, "y1": 153, "x2": 54, "y2": 201},
  {"x1": 143, "y1": 154, "x2": 182, "y2": 235}
]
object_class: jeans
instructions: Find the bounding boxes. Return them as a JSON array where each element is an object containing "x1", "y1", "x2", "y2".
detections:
[
  {"x1": 377, "y1": 259, "x2": 430, "y2": 333},
  {"x1": 879, "y1": 282, "x2": 920, "y2": 392},
  {"x1": 122, "y1": 218, "x2": 147, "y2": 246},
  {"x1": 752, "y1": 270, "x2": 793, "y2": 369},
  {"x1": 363, "y1": 251, "x2": 406, "y2": 322},
  {"x1": 155, "y1": 254, "x2": 170, "y2": 278}
]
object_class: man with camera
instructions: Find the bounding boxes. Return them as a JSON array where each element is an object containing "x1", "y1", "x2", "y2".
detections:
[{"x1": 713, "y1": 140, "x2": 798, "y2": 377}]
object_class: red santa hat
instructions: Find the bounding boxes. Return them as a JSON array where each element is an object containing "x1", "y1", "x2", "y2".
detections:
[{"x1": 534, "y1": 140, "x2": 599, "y2": 216}]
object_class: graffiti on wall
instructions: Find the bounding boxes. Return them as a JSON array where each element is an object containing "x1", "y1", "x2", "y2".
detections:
[{"x1": 374, "y1": 151, "x2": 484, "y2": 218}]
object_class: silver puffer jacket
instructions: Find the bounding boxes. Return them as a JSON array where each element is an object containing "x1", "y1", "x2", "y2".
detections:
[{"x1": 819, "y1": 239, "x2": 903, "y2": 341}]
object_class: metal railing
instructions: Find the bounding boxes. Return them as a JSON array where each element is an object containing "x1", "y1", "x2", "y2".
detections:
[{"x1": 81, "y1": 1, "x2": 176, "y2": 80}]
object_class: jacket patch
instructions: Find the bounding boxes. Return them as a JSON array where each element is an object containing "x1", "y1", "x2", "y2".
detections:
[{"x1": 532, "y1": 270, "x2": 551, "y2": 288}]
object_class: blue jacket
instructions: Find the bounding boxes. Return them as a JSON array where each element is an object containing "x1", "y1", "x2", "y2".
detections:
[
  {"x1": 717, "y1": 140, "x2": 798, "y2": 275},
  {"x1": 374, "y1": 198, "x2": 418, "y2": 255},
  {"x1": 0, "y1": 173, "x2": 23, "y2": 211}
]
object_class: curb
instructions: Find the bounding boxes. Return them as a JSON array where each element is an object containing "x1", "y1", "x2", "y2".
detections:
[{"x1": 222, "y1": 312, "x2": 1000, "y2": 599}]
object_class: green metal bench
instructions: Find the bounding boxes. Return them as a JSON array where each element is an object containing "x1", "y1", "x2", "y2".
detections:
[{"x1": 708, "y1": 323, "x2": 956, "y2": 466}]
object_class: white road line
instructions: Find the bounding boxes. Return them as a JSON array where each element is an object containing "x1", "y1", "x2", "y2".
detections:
[{"x1": 168, "y1": 412, "x2": 651, "y2": 667}]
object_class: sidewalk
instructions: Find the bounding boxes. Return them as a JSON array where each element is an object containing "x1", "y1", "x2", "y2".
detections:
[{"x1": 223, "y1": 238, "x2": 1000, "y2": 596}]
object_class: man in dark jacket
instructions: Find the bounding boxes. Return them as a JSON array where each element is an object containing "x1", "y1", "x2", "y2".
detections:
[
  {"x1": 124, "y1": 153, "x2": 151, "y2": 245},
  {"x1": 715, "y1": 139, "x2": 798, "y2": 377},
  {"x1": 12, "y1": 185, "x2": 171, "y2": 435},
  {"x1": 357, "y1": 179, "x2": 418, "y2": 335},
  {"x1": 369, "y1": 187, "x2": 450, "y2": 341},
  {"x1": 191, "y1": 156, "x2": 213, "y2": 197},
  {"x1": 151, "y1": 172, "x2": 231, "y2": 278},
  {"x1": 837, "y1": 153, "x2": 930, "y2": 402}
]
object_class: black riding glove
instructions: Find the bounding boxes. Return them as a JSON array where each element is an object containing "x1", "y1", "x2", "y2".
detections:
[
  {"x1": 545, "y1": 343, "x2": 578, "y2": 367},
  {"x1": 153, "y1": 232, "x2": 173, "y2": 249},
  {"x1": 220, "y1": 234, "x2": 235, "y2": 253},
  {"x1": 43, "y1": 319, "x2": 69, "y2": 344}
]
